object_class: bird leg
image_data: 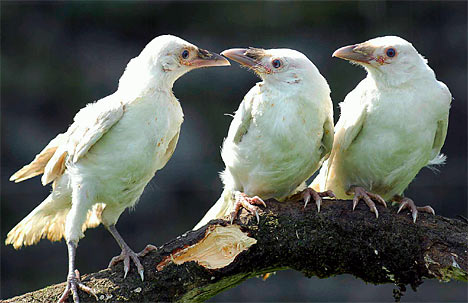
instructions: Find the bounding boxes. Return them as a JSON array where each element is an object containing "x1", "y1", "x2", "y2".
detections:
[
  {"x1": 57, "y1": 241, "x2": 98, "y2": 303},
  {"x1": 106, "y1": 224, "x2": 157, "y2": 281},
  {"x1": 346, "y1": 186, "x2": 387, "y2": 218},
  {"x1": 230, "y1": 191, "x2": 267, "y2": 224},
  {"x1": 298, "y1": 188, "x2": 335, "y2": 212},
  {"x1": 393, "y1": 195, "x2": 435, "y2": 223}
]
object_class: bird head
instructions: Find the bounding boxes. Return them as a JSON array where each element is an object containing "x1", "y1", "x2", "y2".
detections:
[
  {"x1": 221, "y1": 47, "x2": 325, "y2": 87},
  {"x1": 119, "y1": 35, "x2": 230, "y2": 91},
  {"x1": 332, "y1": 36, "x2": 432, "y2": 86}
]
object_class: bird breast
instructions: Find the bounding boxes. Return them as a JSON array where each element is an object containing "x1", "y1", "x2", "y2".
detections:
[
  {"x1": 71, "y1": 92, "x2": 183, "y2": 206},
  {"x1": 224, "y1": 94, "x2": 327, "y2": 199}
]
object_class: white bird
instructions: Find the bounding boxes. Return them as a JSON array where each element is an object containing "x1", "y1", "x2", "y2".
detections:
[
  {"x1": 6, "y1": 35, "x2": 229, "y2": 302},
  {"x1": 311, "y1": 36, "x2": 451, "y2": 222},
  {"x1": 194, "y1": 47, "x2": 335, "y2": 230}
]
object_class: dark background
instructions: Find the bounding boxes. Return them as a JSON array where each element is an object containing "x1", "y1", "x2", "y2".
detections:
[{"x1": 1, "y1": 1, "x2": 467, "y2": 301}]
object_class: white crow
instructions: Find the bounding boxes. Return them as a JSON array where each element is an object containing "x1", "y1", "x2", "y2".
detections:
[
  {"x1": 194, "y1": 47, "x2": 334, "y2": 230},
  {"x1": 311, "y1": 36, "x2": 451, "y2": 222},
  {"x1": 6, "y1": 35, "x2": 229, "y2": 302}
]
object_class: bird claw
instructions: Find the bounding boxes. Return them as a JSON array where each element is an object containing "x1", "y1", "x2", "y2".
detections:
[
  {"x1": 349, "y1": 186, "x2": 386, "y2": 218},
  {"x1": 138, "y1": 244, "x2": 158, "y2": 257},
  {"x1": 229, "y1": 192, "x2": 266, "y2": 224},
  {"x1": 300, "y1": 188, "x2": 335, "y2": 212},
  {"x1": 109, "y1": 247, "x2": 147, "y2": 281},
  {"x1": 396, "y1": 197, "x2": 435, "y2": 223},
  {"x1": 57, "y1": 269, "x2": 98, "y2": 303}
]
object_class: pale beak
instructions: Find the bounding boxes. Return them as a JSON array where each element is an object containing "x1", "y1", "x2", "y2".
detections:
[
  {"x1": 332, "y1": 44, "x2": 374, "y2": 64},
  {"x1": 190, "y1": 48, "x2": 230, "y2": 68},
  {"x1": 221, "y1": 48, "x2": 271, "y2": 74},
  {"x1": 221, "y1": 48, "x2": 259, "y2": 68}
]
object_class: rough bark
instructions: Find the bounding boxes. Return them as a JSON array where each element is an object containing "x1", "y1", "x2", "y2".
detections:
[{"x1": 5, "y1": 199, "x2": 468, "y2": 303}]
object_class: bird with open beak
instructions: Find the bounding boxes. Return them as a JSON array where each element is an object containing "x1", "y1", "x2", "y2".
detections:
[
  {"x1": 311, "y1": 36, "x2": 451, "y2": 222},
  {"x1": 194, "y1": 47, "x2": 335, "y2": 230},
  {"x1": 6, "y1": 35, "x2": 229, "y2": 303}
]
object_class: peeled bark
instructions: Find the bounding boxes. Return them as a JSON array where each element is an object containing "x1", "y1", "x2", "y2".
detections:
[{"x1": 5, "y1": 199, "x2": 468, "y2": 302}]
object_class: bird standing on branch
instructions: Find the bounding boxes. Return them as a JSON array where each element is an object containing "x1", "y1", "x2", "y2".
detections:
[
  {"x1": 311, "y1": 36, "x2": 451, "y2": 221},
  {"x1": 6, "y1": 35, "x2": 229, "y2": 302},
  {"x1": 195, "y1": 47, "x2": 335, "y2": 230}
]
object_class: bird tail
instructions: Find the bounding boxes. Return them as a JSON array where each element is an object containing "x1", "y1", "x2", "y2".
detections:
[
  {"x1": 5, "y1": 193, "x2": 104, "y2": 249},
  {"x1": 5, "y1": 193, "x2": 72, "y2": 249},
  {"x1": 426, "y1": 153, "x2": 447, "y2": 172},
  {"x1": 193, "y1": 189, "x2": 233, "y2": 230},
  {"x1": 309, "y1": 160, "x2": 329, "y2": 192}
]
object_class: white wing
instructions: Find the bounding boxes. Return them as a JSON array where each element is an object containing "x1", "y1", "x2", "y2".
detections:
[
  {"x1": 11, "y1": 94, "x2": 125, "y2": 186},
  {"x1": 319, "y1": 116, "x2": 335, "y2": 161},
  {"x1": 428, "y1": 81, "x2": 451, "y2": 166},
  {"x1": 325, "y1": 82, "x2": 368, "y2": 179}
]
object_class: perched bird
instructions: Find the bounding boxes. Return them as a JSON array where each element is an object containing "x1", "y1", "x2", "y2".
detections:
[
  {"x1": 194, "y1": 47, "x2": 335, "y2": 230},
  {"x1": 311, "y1": 36, "x2": 451, "y2": 221},
  {"x1": 6, "y1": 35, "x2": 229, "y2": 302}
]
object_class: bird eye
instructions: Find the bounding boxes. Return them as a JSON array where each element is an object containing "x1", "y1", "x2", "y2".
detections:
[
  {"x1": 181, "y1": 50, "x2": 189, "y2": 59},
  {"x1": 386, "y1": 48, "x2": 396, "y2": 58},
  {"x1": 272, "y1": 59, "x2": 282, "y2": 68}
]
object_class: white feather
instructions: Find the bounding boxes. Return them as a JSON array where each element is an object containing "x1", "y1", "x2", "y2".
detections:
[
  {"x1": 312, "y1": 36, "x2": 451, "y2": 200},
  {"x1": 6, "y1": 35, "x2": 208, "y2": 247},
  {"x1": 195, "y1": 48, "x2": 334, "y2": 228}
]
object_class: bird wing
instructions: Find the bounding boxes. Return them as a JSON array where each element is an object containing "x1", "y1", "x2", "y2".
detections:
[
  {"x1": 67, "y1": 96, "x2": 125, "y2": 163},
  {"x1": 160, "y1": 131, "x2": 180, "y2": 168},
  {"x1": 425, "y1": 80, "x2": 451, "y2": 168},
  {"x1": 9, "y1": 133, "x2": 67, "y2": 183},
  {"x1": 228, "y1": 88, "x2": 256, "y2": 145},
  {"x1": 430, "y1": 117, "x2": 448, "y2": 160},
  {"x1": 11, "y1": 95, "x2": 125, "y2": 186},
  {"x1": 324, "y1": 88, "x2": 368, "y2": 183},
  {"x1": 319, "y1": 116, "x2": 335, "y2": 161},
  {"x1": 232, "y1": 103, "x2": 253, "y2": 145}
]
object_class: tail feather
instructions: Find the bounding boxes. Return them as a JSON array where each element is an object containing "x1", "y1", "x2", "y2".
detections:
[
  {"x1": 6, "y1": 193, "x2": 71, "y2": 249},
  {"x1": 5, "y1": 194, "x2": 104, "y2": 249},
  {"x1": 193, "y1": 189, "x2": 233, "y2": 230},
  {"x1": 310, "y1": 160, "x2": 329, "y2": 192},
  {"x1": 426, "y1": 153, "x2": 447, "y2": 173}
]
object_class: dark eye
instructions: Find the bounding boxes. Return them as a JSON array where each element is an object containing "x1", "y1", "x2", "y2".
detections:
[
  {"x1": 272, "y1": 59, "x2": 282, "y2": 68},
  {"x1": 386, "y1": 48, "x2": 396, "y2": 57},
  {"x1": 181, "y1": 50, "x2": 189, "y2": 59}
]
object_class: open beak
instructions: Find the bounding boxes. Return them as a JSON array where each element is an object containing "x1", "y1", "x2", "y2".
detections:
[
  {"x1": 332, "y1": 44, "x2": 374, "y2": 64},
  {"x1": 190, "y1": 48, "x2": 230, "y2": 68}
]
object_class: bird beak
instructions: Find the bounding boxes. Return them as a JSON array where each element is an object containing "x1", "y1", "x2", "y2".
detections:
[
  {"x1": 221, "y1": 48, "x2": 271, "y2": 74},
  {"x1": 332, "y1": 44, "x2": 374, "y2": 64},
  {"x1": 221, "y1": 48, "x2": 257, "y2": 67},
  {"x1": 189, "y1": 49, "x2": 230, "y2": 68}
]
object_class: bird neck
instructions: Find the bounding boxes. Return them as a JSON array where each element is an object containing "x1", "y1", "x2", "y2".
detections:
[
  {"x1": 117, "y1": 57, "x2": 177, "y2": 100},
  {"x1": 365, "y1": 59, "x2": 435, "y2": 89}
]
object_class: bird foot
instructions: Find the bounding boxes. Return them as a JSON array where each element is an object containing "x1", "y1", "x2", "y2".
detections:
[
  {"x1": 138, "y1": 244, "x2": 158, "y2": 257},
  {"x1": 348, "y1": 186, "x2": 387, "y2": 218},
  {"x1": 108, "y1": 244, "x2": 156, "y2": 281},
  {"x1": 57, "y1": 269, "x2": 98, "y2": 303},
  {"x1": 299, "y1": 188, "x2": 335, "y2": 212},
  {"x1": 230, "y1": 191, "x2": 267, "y2": 224},
  {"x1": 395, "y1": 196, "x2": 435, "y2": 223}
]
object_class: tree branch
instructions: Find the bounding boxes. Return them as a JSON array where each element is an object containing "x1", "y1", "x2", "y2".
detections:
[{"x1": 5, "y1": 199, "x2": 468, "y2": 302}]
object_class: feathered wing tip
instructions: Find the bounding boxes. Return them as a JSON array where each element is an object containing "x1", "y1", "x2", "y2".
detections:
[
  {"x1": 193, "y1": 189, "x2": 234, "y2": 230},
  {"x1": 426, "y1": 153, "x2": 447, "y2": 173},
  {"x1": 5, "y1": 195, "x2": 104, "y2": 249},
  {"x1": 9, "y1": 133, "x2": 66, "y2": 184}
]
